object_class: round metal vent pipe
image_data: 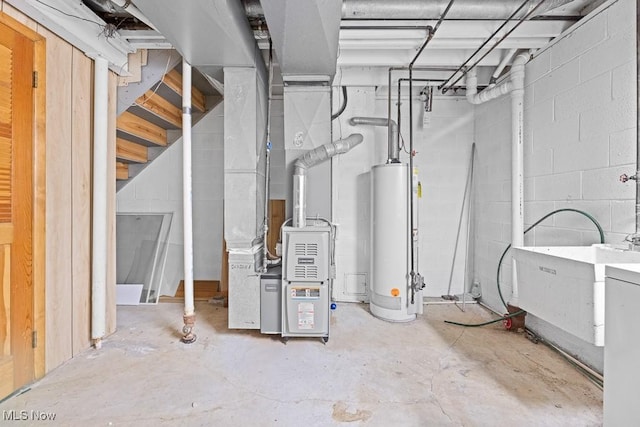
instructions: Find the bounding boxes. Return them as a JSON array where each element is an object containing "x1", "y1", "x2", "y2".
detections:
[{"x1": 244, "y1": 0, "x2": 574, "y2": 20}]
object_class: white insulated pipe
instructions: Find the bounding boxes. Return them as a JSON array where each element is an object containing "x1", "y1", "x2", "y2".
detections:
[
  {"x1": 465, "y1": 52, "x2": 529, "y2": 306},
  {"x1": 490, "y1": 49, "x2": 518, "y2": 85},
  {"x1": 182, "y1": 59, "x2": 195, "y2": 318},
  {"x1": 293, "y1": 133, "x2": 364, "y2": 228},
  {"x1": 91, "y1": 56, "x2": 109, "y2": 349},
  {"x1": 509, "y1": 53, "x2": 528, "y2": 306}
]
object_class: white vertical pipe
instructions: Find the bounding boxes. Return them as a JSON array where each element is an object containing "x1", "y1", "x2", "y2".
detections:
[
  {"x1": 509, "y1": 53, "x2": 528, "y2": 306},
  {"x1": 91, "y1": 56, "x2": 109, "y2": 348},
  {"x1": 182, "y1": 59, "x2": 194, "y2": 316},
  {"x1": 465, "y1": 52, "x2": 528, "y2": 307}
]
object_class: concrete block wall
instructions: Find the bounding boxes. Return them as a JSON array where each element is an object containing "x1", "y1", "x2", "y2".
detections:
[
  {"x1": 117, "y1": 103, "x2": 224, "y2": 296},
  {"x1": 331, "y1": 86, "x2": 475, "y2": 301},
  {"x1": 474, "y1": 0, "x2": 636, "y2": 372}
]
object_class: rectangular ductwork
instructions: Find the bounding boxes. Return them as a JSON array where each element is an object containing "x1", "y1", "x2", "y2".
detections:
[{"x1": 259, "y1": 0, "x2": 342, "y2": 82}]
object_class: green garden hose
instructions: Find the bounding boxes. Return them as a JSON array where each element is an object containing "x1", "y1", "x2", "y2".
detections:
[{"x1": 446, "y1": 208, "x2": 605, "y2": 327}]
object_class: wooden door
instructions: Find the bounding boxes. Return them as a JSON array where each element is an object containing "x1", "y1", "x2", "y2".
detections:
[{"x1": 0, "y1": 19, "x2": 36, "y2": 399}]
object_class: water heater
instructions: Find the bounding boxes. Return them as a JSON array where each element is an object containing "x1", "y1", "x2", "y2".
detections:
[{"x1": 370, "y1": 163, "x2": 422, "y2": 321}]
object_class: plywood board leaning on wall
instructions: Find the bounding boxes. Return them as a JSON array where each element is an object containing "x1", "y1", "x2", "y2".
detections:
[{"x1": 71, "y1": 48, "x2": 92, "y2": 355}]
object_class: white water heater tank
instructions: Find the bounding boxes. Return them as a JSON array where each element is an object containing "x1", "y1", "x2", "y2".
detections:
[{"x1": 370, "y1": 163, "x2": 416, "y2": 322}]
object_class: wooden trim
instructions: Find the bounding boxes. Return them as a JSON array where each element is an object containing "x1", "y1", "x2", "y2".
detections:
[
  {"x1": 70, "y1": 48, "x2": 92, "y2": 356},
  {"x1": 116, "y1": 111, "x2": 166, "y2": 146},
  {"x1": 135, "y1": 91, "x2": 182, "y2": 128},
  {"x1": 0, "y1": 9, "x2": 46, "y2": 381},
  {"x1": 116, "y1": 138, "x2": 147, "y2": 163},
  {"x1": 0, "y1": 11, "x2": 40, "y2": 41},
  {"x1": 163, "y1": 69, "x2": 206, "y2": 113},
  {"x1": 32, "y1": 33, "x2": 46, "y2": 381},
  {"x1": 116, "y1": 162, "x2": 128, "y2": 180}
]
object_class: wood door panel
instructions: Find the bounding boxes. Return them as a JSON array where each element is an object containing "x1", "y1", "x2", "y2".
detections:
[
  {"x1": 0, "y1": 356, "x2": 14, "y2": 398},
  {"x1": 0, "y1": 16, "x2": 36, "y2": 398},
  {"x1": 10, "y1": 24, "x2": 35, "y2": 390}
]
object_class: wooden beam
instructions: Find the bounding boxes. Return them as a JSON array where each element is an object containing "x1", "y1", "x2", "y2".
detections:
[
  {"x1": 116, "y1": 138, "x2": 147, "y2": 163},
  {"x1": 116, "y1": 111, "x2": 166, "y2": 146},
  {"x1": 135, "y1": 90, "x2": 182, "y2": 128},
  {"x1": 116, "y1": 162, "x2": 129, "y2": 180},
  {"x1": 163, "y1": 69, "x2": 206, "y2": 113}
]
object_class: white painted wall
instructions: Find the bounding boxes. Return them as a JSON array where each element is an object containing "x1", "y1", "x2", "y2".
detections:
[
  {"x1": 331, "y1": 84, "x2": 475, "y2": 301},
  {"x1": 117, "y1": 104, "x2": 224, "y2": 295},
  {"x1": 474, "y1": 0, "x2": 636, "y2": 372}
]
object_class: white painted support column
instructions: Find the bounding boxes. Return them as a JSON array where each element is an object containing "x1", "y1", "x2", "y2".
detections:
[
  {"x1": 91, "y1": 56, "x2": 109, "y2": 349},
  {"x1": 181, "y1": 59, "x2": 196, "y2": 343}
]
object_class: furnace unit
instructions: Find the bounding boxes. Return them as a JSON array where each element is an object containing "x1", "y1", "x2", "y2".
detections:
[{"x1": 281, "y1": 224, "x2": 332, "y2": 342}]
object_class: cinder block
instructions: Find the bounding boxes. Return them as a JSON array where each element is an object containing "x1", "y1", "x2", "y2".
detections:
[
  {"x1": 611, "y1": 200, "x2": 635, "y2": 234},
  {"x1": 580, "y1": 27, "x2": 634, "y2": 82},
  {"x1": 553, "y1": 200, "x2": 611, "y2": 231},
  {"x1": 527, "y1": 97, "x2": 554, "y2": 131},
  {"x1": 532, "y1": 114, "x2": 580, "y2": 151},
  {"x1": 610, "y1": 127, "x2": 636, "y2": 166},
  {"x1": 525, "y1": 147, "x2": 554, "y2": 177},
  {"x1": 526, "y1": 49, "x2": 551, "y2": 86},
  {"x1": 553, "y1": 135, "x2": 609, "y2": 174},
  {"x1": 533, "y1": 58, "x2": 579, "y2": 103},
  {"x1": 524, "y1": 84, "x2": 535, "y2": 111},
  {"x1": 579, "y1": 96, "x2": 635, "y2": 140},
  {"x1": 554, "y1": 71, "x2": 611, "y2": 121},
  {"x1": 534, "y1": 172, "x2": 581, "y2": 201},
  {"x1": 524, "y1": 201, "x2": 556, "y2": 225},
  {"x1": 533, "y1": 225, "x2": 584, "y2": 246},
  {"x1": 525, "y1": 177, "x2": 535, "y2": 201},
  {"x1": 604, "y1": 231, "x2": 632, "y2": 245},
  {"x1": 582, "y1": 165, "x2": 636, "y2": 200},
  {"x1": 550, "y1": 12, "x2": 607, "y2": 70},
  {"x1": 612, "y1": 60, "x2": 635, "y2": 100},
  {"x1": 607, "y1": 0, "x2": 636, "y2": 37}
]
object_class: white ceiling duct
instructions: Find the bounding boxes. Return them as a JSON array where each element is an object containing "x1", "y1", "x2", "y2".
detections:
[
  {"x1": 260, "y1": 0, "x2": 342, "y2": 81},
  {"x1": 134, "y1": 0, "x2": 261, "y2": 68}
]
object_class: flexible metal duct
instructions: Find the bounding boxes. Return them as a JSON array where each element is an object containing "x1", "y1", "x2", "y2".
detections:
[
  {"x1": 293, "y1": 133, "x2": 364, "y2": 227},
  {"x1": 244, "y1": 0, "x2": 575, "y2": 20},
  {"x1": 349, "y1": 117, "x2": 399, "y2": 163}
]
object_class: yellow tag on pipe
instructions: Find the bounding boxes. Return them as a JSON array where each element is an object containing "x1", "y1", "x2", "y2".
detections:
[{"x1": 417, "y1": 182, "x2": 422, "y2": 198}]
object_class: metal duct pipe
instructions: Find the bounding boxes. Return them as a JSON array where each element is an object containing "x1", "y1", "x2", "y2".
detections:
[
  {"x1": 293, "y1": 133, "x2": 364, "y2": 228},
  {"x1": 244, "y1": 0, "x2": 574, "y2": 20},
  {"x1": 349, "y1": 117, "x2": 399, "y2": 163}
]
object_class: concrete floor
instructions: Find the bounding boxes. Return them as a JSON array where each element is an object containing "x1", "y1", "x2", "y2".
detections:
[{"x1": 1, "y1": 302, "x2": 602, "y2": 426}]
